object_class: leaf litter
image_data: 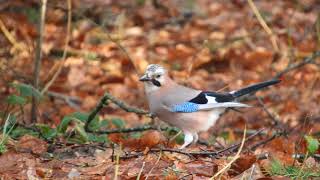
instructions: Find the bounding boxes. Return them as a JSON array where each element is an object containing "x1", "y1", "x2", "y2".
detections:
[{"x1": 0, "y1": 0, "x2": 320, "y2": 179}]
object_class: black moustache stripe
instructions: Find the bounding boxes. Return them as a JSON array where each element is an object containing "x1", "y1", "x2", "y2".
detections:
[{"x1": 151, "y1": 79, "x2": 161, "y2": 87}]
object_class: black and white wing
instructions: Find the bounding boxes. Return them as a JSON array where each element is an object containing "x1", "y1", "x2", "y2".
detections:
[{"x1": 170, "y1": 91, "x2": 249, "y2": 113}]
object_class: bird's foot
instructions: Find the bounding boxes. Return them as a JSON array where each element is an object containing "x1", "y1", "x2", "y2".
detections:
[{"x1": 179, "y1": 132, "x2": 193, "y2": 149}]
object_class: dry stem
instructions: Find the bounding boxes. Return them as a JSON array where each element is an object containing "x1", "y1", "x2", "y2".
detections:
[
  {"x1": 41, "y1": 0, "x2": 72, "y2": 95},
  {"x1": 31, "y1": 0, "x2": 47, "y2": 123}
]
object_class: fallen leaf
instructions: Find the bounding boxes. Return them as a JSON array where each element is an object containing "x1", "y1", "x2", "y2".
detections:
[
  {"x1": 17, "y1": 135, "x2": 48, "y2": 155},
  {"x1": 231, "y1": 163, "x2": 264, "y2": 180},
  {"x1": 228, "y1": 154, "x2": 257, "y2": 176},
  {"x1": 68, "y1": 168, "x2": 81, "y2": 179}
]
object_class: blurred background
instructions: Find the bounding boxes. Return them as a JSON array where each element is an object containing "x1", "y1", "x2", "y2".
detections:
[{"x1": 0, "y1": 0, "x2": 319, "y2": 179}]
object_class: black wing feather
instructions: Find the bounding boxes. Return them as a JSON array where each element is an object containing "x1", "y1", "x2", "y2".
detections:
[
  {"x1": 188, "y1": 79, "x2": 280, "y2": 105},
  {"x1": 203, "y1": 91, "x2": 234, "y2": 102},
  {"x1": 188, "y1": 91, "x2": 234, "y2": 104}
]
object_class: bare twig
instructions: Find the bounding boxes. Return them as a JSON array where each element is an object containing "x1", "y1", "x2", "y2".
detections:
[
  {"x1": 249, "y1": 130, "x2": 283, "y2": 150},
  {"x1": 114, "y1": 144, "x2": 121, "y2": 180},
  {"x1": 210, "y1": 126, "x2": 247, "y2": 179},
  {"x1": 0, "y1": 18, "x2": 24, "y2": 51},
  {"x1": 104, "y1": 93, "x2": 149, "y2": 115},
  {"x1": 292, "y1": 154, "x2": 320, "y2": 161},
  {"x1": 31, "y1": 0, "x2": 47, "y2": 123},
  {"x1": 275, "y1": 51, "x2": 320, "y2": 78},
  {"x1": 256, "y1": 96, "x2": 280, "y2": 126},
  {"x1": 85, "y1": 92, "x2": 149, "y2": 132},
  {"x1": 118, "y1": 128, "x2": 264, "y2": 159},
  {"x1": 145, "y1": 151, "x2": 162, "y2": 180},
  {"x1": 85, "y1": 93, "x2": 109, "y2": 131},
  {"x1": 47, "y1": 91, "x2": 81, "y2": 110},
  {"x1": 136, "y1": 161, "x2": 146, "y2": 180},
  {"x1": 41, "y1": 0, "x2": 72, "y2": 95},
  {"x1": 247, "y1": 0, "x2": 279, "y2": 52},
  {"x1": 90, "y1": 126, "x2": 168, "y2": 134}
]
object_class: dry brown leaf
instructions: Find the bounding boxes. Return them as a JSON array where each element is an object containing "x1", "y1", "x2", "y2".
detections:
[
  {"x1": 16, "y1": 135, "x2": 48, "y2": 155},
  {"x1": 228, "y1": 154, "x2": 257, "y2": 176},
  {"x1": 231, "y1": 163, "x2": 264, "y2": 180}
]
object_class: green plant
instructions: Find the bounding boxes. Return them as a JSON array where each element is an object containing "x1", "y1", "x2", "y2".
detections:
[
  {"x1": 267, "y1": 136, "x2": 320, "y2": 179},
  {"x1": 0, "y1": 114, "x2": 16, "y2": 154},
  {"x1": 268, "y1": 158, "x2": 320, "y2": 179}
]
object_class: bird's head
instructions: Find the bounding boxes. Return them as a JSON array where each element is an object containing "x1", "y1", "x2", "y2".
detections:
[{"x1": 139, "y1": 64, "x2": 168, "y2": 92}]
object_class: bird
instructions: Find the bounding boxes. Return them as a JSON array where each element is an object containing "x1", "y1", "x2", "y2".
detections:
[{"x1": 139, "y1": 64, "x2": 280, "y2": 149}]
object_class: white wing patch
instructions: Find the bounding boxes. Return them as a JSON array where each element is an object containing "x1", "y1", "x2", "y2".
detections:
[
  {"x1": 205, "y1": 95, "x2": 217, "y2": 104},
  {"x1": 198, "y1": 102, "x2": 250, "y2": 110}
]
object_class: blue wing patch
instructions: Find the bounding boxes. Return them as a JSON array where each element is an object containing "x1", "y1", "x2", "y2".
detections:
[{"x1": 171, "y1": 102, "x2": 199, "y2": 113}]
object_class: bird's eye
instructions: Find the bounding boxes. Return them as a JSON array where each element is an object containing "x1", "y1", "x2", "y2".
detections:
[{"x1": 156, "y1": 75, "x2": 161, "y2": 78}]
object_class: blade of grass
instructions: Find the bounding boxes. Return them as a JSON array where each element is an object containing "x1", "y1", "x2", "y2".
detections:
[
  {"x1": 210, "y1": 125, "x2": 247, "y2": 179},
  {"x1": 247, "y1": 0, "x2": 279, "y2": 52},
  {"x1": 136, "y1": 161, "x2": 146, "y2": 180},
  {"x1": 41, "y1": 0, "x2": 72, "y2": 95},
  {"x1": 114, "y1": 144, "x2": 121, "y2": 180}
]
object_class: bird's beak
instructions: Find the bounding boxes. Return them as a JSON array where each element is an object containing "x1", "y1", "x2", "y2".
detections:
[{"x1": 139, "y1": 74, "x2": 151, "y2": 82}]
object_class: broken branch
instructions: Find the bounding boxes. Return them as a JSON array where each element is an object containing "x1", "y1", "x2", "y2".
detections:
[
  {"x1": 85, "y1": 92, "x2": 150, "y2": 132},
  {"x1": 275, "y1": 51, "x2": 320, "y2": 78}
]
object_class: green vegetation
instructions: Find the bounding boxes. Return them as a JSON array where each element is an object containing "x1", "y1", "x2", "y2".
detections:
[{"x1": 267, "y1": 136, "x2": 320, "y2": 179}]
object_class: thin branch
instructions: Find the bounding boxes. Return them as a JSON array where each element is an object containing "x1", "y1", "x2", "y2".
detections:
[
  {"x1": 114, "y1": 144, "x2": 121, "y2": 180},
  {"x1": 0, "y1": 17, "x2": 24, "y2": 51},
  {"x1": 210, "y1": 126, "x2": 247, "y2": 179},
  {"x1": 90, "y1": 126, "x2": 168, "y2": 134},
  {"x1": 292, "y1": 154, "x2": 320, "y2": 161},
  {"x1": 145, "y1": 151, "x2": 162, "y2": 180},
  {"x1": 47, "y1": 91, "x2": 81, "y2": 110},
  {"x1": 249, "y1": 130, "x2": 283, "y2": 151},
  {"x1": 247, "y1": 0, "x2": 279, "y2": 52},
  {"x1": 104, "y1": 93, "x2": 149, "y2": 115},
  {"x1": 85, "y1": 92, "x2": 149, "y2": 132},
  {"x1": 85, "y1": 93, "x2": 109, "y2": 131},
  {"x1": 136, "y1": 161, "x2": 146, "y2": 180},
  {"x1": 118, "y1": 128, "x2": 265, "y2": 159},
  {"x1": 275, "y1": 51, "x2": 320, "y2": 78},
  {"x1": 41, "y1": 0, "x2": 72, "y2": 95},
  {"x1": 256, "y1": 96, "x2": 280, "y2": 126},
  {"x1": 31, "y1": 0, "x2": 47, "y2": 123}
]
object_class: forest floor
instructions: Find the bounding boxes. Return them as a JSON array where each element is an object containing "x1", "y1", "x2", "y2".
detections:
[{"x1": 0, "y1": 0, "x2": 320, "y2": 179}]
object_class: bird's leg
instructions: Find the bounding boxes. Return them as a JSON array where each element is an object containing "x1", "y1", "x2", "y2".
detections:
[
  {"x1": 179, "y1": 132, "x2": 193, "y2": 149},
  {"x1": 192, "y1": 133, "x2": 199, "y2": 144}
]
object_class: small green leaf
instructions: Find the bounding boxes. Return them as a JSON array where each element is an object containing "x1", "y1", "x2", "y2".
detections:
[
  {"x1": 175, "y1": 133, "x2": 185, "y2": 145},
  {"x1": 36, "y1": 124, "x2": 57, "y2": 140},
  {"x1": 305, "y1": 136, "x2": 319, "y2": 154},
  {"x1": 0, "y1": 143, "x2": 7, "y2": 154},
  {"x1": 3, "y1": 115, "x2": 16, "y2": 134},
  {"x1": 11, "y1": 83, "x2": 41, "y2": 99},
  {"x1": 88, "y1": 134, "x2": 109, "y2": 143},
  {"x1": 72, "y1": 112, "x2": 90, "y2": 122},
  {"x1": 111, "y1": 118, "x2": 125, "y2": 128},
  {"x1": 10, "y1": 127, "x2": 38, "y2": 138},
  {"x1": 100, "y1": 119, "x2": 109, "y2": 128},
  {"x1": 57, "y1": 112, "x2": 90, "y2": 133},
  {"x1": 6, "y1": 95, "x2": 27, "y2": 105},
  {"x1": 75, "y1": 123, "x2": 88, "y2": 142},
  {"x1": 57, "y1": 116, "x2": 73, "y2": 133}
]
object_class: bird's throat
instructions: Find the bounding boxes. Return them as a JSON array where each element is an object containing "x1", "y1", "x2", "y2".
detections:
[{"x1": 151, "y1": 79, "x2": 161, "y2": 87}]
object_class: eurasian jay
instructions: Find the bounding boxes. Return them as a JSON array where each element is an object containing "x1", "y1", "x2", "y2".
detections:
[{"x1": 140, "y1": 64, "x2": 280, "y2": 149}]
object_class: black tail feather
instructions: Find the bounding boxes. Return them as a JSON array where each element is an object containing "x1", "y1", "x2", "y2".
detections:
[{"x1": 231, "y1": 79, "x2": 281, "y2": 98}]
